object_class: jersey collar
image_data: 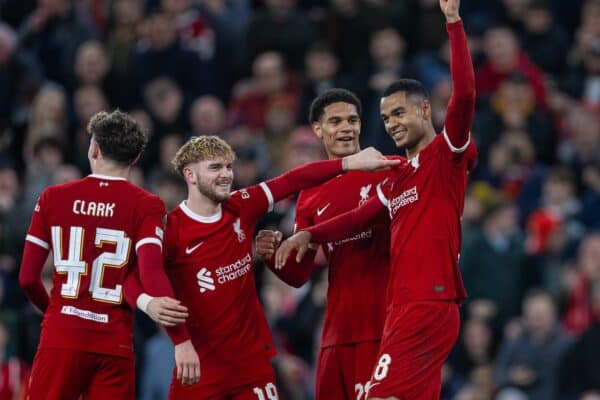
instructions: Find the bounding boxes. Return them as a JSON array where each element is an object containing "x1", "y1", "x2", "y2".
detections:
[{"x1": 179, "y1": 201, "x2": 222, "y2": 223}]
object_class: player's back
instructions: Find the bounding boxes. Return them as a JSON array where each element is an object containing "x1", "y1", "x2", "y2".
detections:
[
  {"x1": 28, "y1": 174, "x2": 165, "y2": 358},
  {"x1": 297, "y1": 169, "x2": 392, "y2": 347}
]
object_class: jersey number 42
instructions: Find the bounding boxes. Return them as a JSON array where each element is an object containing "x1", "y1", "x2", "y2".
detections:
[{"x1": 51, "y1": 226, "x2": 131, "y2": 303}]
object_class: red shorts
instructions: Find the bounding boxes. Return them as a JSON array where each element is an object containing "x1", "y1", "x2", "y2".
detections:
[
  {"x1": 316, "y1": 341, "x2": 380, "y2": 400},
  {"x1": 169, "y1": 364, "x2": 277, "y2": 399},
  {"x1": 26, "y1": 347, "x2": 134, "y2": 400},
  {"x1": 366, "y1": 301, "x2": 460, "y2": 400}
]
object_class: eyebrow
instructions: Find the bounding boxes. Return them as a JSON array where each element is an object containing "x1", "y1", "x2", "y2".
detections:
[
  {"x1": 327, "y1": 114, "x2": 359, "y2": 122},
  {"x1": 381, "y1": 107, "x2": 405, "y2": 118}
]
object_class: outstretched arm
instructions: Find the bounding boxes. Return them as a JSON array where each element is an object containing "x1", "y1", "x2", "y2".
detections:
[
  {"x1": 266, "y1": 147, "x2": 400, "y2": 202},
  {"x1": 441, "y1": 0, "x2": 476, "y2": 151},
  {"x1": 275, "y1": 197, "x2": 387, "y2": 268}
]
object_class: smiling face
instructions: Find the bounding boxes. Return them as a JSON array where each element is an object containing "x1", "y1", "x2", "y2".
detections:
[
  {"x1": 380, "y1": 91, "x2": 430, "y2": 151},
  {"x1": 312, "y1": 102, "x2": 361, "y2": 158},
  {"x1": 184, "y1": 156, "x2": 234, "y2": 204}
]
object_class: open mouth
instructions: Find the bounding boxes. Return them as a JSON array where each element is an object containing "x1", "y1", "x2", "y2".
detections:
[
  {"x1": 336, "y1": 136, "x2": 354, "y2": 142},
  {"x1": 391, "y1": 129, "x2": 407, "y2": 141}
]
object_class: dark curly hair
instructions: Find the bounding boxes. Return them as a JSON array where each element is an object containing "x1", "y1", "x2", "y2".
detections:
[
  {"x1": 308, "y1": 88, "x2": 362, "y2": 124},
  {"x1": 87, "y1": 110, "x2": 147, "y2": 166}
]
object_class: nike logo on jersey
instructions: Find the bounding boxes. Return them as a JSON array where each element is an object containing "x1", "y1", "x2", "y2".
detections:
[
  {"x1": 196, "y1": 268, "x2": 215, "y2": 293},
  {"x1": 316, "y1": 203, "x2": 330, "y2": 216},
  {"x1": 185, "y1": 242, "x2": 204, "y2": 254}
]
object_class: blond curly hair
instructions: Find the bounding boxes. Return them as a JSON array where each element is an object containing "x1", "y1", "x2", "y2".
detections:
[{"x1": 171, "y1": 135, "x2": 236, "y2": 175}]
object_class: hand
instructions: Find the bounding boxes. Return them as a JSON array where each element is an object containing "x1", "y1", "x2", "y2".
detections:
[
  {"x1": 343, "y1": 147, "x2": 400, "y2": 171},
  {"x1": 255, "y1": 230, "x2": 283, "y2": 261},
  {"x1": 275, "y1": 231, "x2": 312, "y2": 269},
  {"x1": 439, "y1": 0, "x2": 461, "y2": 23},
  {"x1": 146, "y1": 297, "x2": 188, "y2": 327},
  {"x1": 175, "y1": 340, "x2": 200, "y2": 386}
]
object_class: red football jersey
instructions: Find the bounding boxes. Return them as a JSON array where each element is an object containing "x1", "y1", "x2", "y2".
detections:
[
  {"x1": 377, "y1": 134, "x2": 477, "y2": 306},
  {"x1": 296, "y1": 169, "x2": 392, "y2": 347},
  {"x1": 25, "y1": 174, "x2": 165, "y2": 358},
  {"x1": 164, "y1": 182, "x2": 277, "y2": 387}
]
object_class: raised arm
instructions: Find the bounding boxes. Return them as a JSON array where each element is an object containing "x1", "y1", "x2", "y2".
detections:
[
  {"x1": 441, "y1": 0, "x2": 476, "y2": 150},
  {"x1": 275, "y1": 197, "x2": 387, "y2": 268}
]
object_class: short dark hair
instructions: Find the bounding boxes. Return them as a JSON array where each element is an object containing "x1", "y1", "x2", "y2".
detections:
[
  {"x1": 87, "y1": 110, "x2": 147, "y2": 166},
  {"x1": 308, "y1": 88, "x2": 361, "y2": 123},
  {"x1": 382, "y1": 79, "x2": 430, "y2": 101}
]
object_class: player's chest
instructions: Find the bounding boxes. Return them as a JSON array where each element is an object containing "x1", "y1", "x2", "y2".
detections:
[
  {"x1": 386, "y1": 153, "x2": 437, "y2": 219},
  {"x1": 168, "y1": 217, "x2": 254, "y2": 295},
  {"x1": 310, "y1": 176, "x2": 382, "y2": 224}
]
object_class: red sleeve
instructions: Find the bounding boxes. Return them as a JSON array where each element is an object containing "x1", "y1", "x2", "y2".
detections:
[
  {"x1": 264, "y1": 159, "x2": 344, "y2": 205},
  {"x1": 123, "y1": 268, "x2": 143, "y2": 309},
  {"x1": 19, "y1": 241, "x2": 50, "y2": 312},
  {"x1": 20, "y1": 190, "x2": 52, "y2": 312},
  {"x1": 137, "y1": 244, "x2": 175, "y2": 297},
  {"x1": 134, "y1": 195, "x2": 165, "y2": 255},
  {"x1": 263, "y1": 249, "x2": 317, "y2": 288},
  {"x1": 443, "y1": 20, "x2": 476, "y2": 153},
  {"x1": 307, "y1": 196, "x2": 387, "y2": 243}
]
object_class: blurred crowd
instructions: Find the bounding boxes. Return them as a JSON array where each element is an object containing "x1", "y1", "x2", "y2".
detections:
[{"x1": 0, "y1": 0, "x2": 600, "y2": 399}]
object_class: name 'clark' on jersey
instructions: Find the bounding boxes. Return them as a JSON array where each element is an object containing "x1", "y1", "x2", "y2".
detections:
[
  {"x1": 377, "y1": 134, "x2": 477, "y2": 307},
  {"x1": 164, "y1": 182, "x2": 276, "y2": 385},
  {"x1": 296, "y1": 168, "x2": 393, "y2": 347},
  {"x1": 25, "y1": 175, "x2": 166, "y2": 358}
]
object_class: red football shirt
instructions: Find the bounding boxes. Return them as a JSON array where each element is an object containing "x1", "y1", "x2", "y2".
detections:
[
  {"x1": 25, "y1": 174, "x2": 166, "y2": 358},
  {"x1": 377, "y1": 135, "x2": 477, "y2": 306},
  {"x1": 164, "y1": 183, "x2": 276, "y2": 385},
  {"x1": 306, "y1": 20, "x2": 476, "y2": 308},
  {"x1": 295, "y1": 169, "x2": 393, "y2": 347}
]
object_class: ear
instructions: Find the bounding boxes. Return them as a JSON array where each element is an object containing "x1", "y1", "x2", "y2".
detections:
[
  {"x1": 89, "y1": 139, "x2": 100, "y2": 160},
  {"x1": 421, "y1": 100, "x2": 431, "y2": 121},
  {"x1": 312, "y1": 121, "x2": 323, "y2": 139},
  {"x1": 182, "y1": 166, "x2": 196, "y2": 185}
]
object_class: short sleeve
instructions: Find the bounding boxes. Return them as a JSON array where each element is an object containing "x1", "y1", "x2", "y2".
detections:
[
  {"x1": 25, "y1": 189, "x2": 51, "y2": 250},
  {"x1": 134, "y1": 195, "x2": 166, "y2": 253}
]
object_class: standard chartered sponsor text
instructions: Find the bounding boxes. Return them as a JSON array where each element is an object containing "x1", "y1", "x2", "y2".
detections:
[{"x1": 216, "y1": 253, "x2": 252, "y2": 284}]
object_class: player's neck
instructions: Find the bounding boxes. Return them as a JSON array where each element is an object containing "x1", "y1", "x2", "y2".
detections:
[
  {"x1": 90, "y1": 162, "x2": 130, "y2": 180},
  {"x1": 186, "y1": 192, "x2": 222, "y2": 218},
  {"x1": 405, "y1": 130, "x2": 435, "y2": 160}
]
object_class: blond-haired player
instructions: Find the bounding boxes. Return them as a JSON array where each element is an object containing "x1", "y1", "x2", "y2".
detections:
[{"x1": 147, "y1": 136, "x2": 398, "y2": 398}]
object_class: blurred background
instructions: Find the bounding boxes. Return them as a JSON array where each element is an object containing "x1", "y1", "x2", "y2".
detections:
[{"x1": 0, "y1": 0, "x2": 599, "y2": 399}]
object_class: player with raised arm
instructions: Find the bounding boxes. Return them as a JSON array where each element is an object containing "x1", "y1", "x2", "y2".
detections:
[
  {"x1": 164, "y1": 136, "x2": 398, "y2": 399},
  {"x1": 255, "y1": 88, "x2": 407, "y2": 400},
  {"x1": 19, "y1": 110, "x2": 192, "y2": 399},
  {"x1": 276, "y1": 0, "x2": 476, "y2": 398}
]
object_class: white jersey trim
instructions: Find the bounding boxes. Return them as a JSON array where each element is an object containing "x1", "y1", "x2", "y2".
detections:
[
  {"x1": 179, "y1": 201, "x2": 222, "y2": 223},
  {"x1": 88, "y1": 174, "x2": 127, "y2": 181},
  {"x1": 376, "y1": 183, "x2": 389, "y2": 207},
  {"x1": 25, "y1": 234, "x2": 49, "y2": 250},
  {"x1": 136, "y1": 237, "x2": 162, "y2": 252},
  {"x1": 259, "y1": 182, "x2": 274, "y2": 212},
  {"x1": 442, "y1": 128, "x2": 470, "y2": 153}
]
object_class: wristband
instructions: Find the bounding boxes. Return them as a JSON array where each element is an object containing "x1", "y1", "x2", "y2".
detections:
[{"x1": 137, "y1": 293, "x2": 154, "y2": 314}]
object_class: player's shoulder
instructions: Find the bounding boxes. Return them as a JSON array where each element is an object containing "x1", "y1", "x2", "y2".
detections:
[{"x1": 40, "y1": 177, "x2": 88, "y2": 199}]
